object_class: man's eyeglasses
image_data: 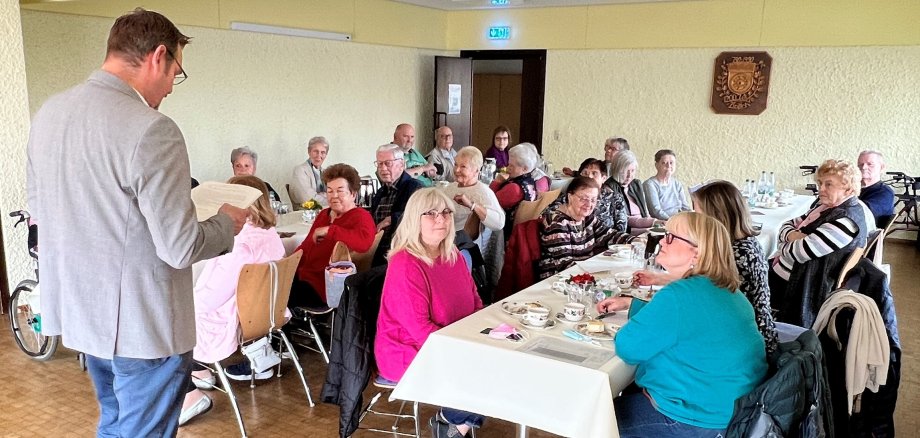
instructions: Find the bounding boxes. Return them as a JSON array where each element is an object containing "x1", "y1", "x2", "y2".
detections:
[
  {"x1": 570, "y1": 193, "x2": 598, "y2": 205},
  {"x1": 421, "y1": 208, "x2": 453, "y2": 219},
  {"x1": 664, "y1": 232, "x2": 697, "y2": 247},
  {"x1": 165, "y1": 47, "x2": 188, "y2": 86},
  {"x1": 374, "y1": 159, "x2": 403, "y2": 168}
]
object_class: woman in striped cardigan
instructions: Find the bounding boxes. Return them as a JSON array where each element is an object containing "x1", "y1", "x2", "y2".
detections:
[
  {"x1": 537, "y1": 176, "x2": 635, "y2": 279},
  {"x1": 768, "y1": 159, "x2": 868, "y2": 322}
]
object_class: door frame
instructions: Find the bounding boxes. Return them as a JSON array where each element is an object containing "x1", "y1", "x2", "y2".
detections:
[{"x1": 460, "y1": 49, "x2": 547, "y2": 153}]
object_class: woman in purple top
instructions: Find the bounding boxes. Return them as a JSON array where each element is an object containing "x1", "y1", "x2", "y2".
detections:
[
  {"x1": 375, "y1": 188, "x2": 484, "y2": 437},
  {"x1": 484, "y1": 125, "x2": 511, "y2": 169}
]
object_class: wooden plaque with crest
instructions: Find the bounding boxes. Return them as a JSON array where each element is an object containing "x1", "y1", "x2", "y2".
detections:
[{"x1": 711, "y1": 51, "x2": 771, "y2": 115}]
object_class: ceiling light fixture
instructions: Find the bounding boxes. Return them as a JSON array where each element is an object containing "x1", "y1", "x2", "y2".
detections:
[{"x1": 230, "y1": 22, "x2": 352, "y2": 42}]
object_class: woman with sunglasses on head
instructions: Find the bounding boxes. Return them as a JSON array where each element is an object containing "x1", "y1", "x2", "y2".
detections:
[
  {"x1": 537, "y1": 176, "x2": 635, "y2": 279},
  {"x1": 595, "y1": 212, "x2": 768, "y2": 437},
  {"x1": 375, "y1": 188, "x2": 484, "y2": 438}
]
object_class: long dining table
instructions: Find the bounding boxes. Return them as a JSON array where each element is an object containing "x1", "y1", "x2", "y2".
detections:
[
  {"x1": 750, "y1": 194, "x2": 814, "y2": 256},
  {"x1": 391, "y1": 254, "x2": 641, "y2": 438}
]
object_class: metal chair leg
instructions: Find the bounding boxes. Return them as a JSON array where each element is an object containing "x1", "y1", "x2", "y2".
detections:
[
  {"x1": 392, "y1": 400, "x2": 408, "y2": 430},
  {"x1": 278, "y1": 330, "x2": 315, "y2": 407},
  {"x1": 358, "y1": 391, "x2": 383, "y2": 423},
  {"x1": 215, "y1": 361, "x2": 247, "y2": 437},
  {"x1": 307, "y1": 317, "x2": 330, "y2": 364},
  {"x1": 413, "y1": 401, "x2": 420, "y2": 438}
]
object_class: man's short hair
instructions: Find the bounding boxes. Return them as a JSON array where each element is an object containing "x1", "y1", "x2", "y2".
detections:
[
  {"x1": 377, "y1": 144, "x2": 405, "y2": 161},
  {"x1": 107, "y1": 8, "x2": 190, "y2": 67},
  {"x1": 858, "y1": 150, "x2": 884, "y2": 162}
]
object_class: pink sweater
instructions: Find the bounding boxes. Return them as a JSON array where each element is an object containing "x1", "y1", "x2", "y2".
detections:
[
  {"x1": 193, "y1": 223, "x2": 285, "y2": 363},
  {"x1": 375, "y1": 249, "x2": 482, "y2": 382}
]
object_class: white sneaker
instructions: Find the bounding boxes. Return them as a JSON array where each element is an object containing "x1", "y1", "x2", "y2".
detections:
[{"x1": 179, "y1": 394, "x2": 212, "y2": 426}]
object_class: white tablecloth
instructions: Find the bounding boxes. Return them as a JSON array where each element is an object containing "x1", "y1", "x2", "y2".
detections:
[
  {"x1": 550, "y1": 176, "x2": 572, "y2": 192},
  {"x1": 392, "y1": 255, "x2": 640, "y2": 438},
  {"x1": 276, "y1": 211, "x2": 313, "y2": 255},
  {"x1": 752, "y1": 195, "x2": 814, "y2": 257}
]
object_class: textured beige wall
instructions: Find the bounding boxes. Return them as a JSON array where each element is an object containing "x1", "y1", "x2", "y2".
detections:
[
  {"x1": 542, "y1": 46, "x2": 920, "y2": 191},
  {"x1": 22, "y1": 11, "x2": 450, "y2": 205},
  {"x1": 1, "y1": 0, "x2": 31, "y2": 293}
]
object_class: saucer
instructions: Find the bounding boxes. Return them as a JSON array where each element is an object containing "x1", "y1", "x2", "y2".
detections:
[
  {"x1": 574, "y1": 322, "x2": 618, "y2": 341},
  {"x1": 520, "y1": 317, "x2": 557, "y2": 330},
  {"x1": 556, "y1": 313, "x2": 589, "y2": 323},
  {"x1": 501, "y1": 301, "x2": 546, "y2": 316}
]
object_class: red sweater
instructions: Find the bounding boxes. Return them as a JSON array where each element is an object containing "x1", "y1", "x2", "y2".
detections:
[{"x1": 294, "y1": 207, "x2": 376, "y2": 302}]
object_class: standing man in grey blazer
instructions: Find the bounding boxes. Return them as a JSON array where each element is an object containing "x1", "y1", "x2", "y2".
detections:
[{"x1": 26, "y1": 9, "x2": 247, "y2": 436}]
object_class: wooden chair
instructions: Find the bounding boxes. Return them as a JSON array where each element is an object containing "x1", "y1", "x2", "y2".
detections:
[
  {"x1": 295, "y1": 234, "x2": 381, "y2": 365},
  {"x1": 464, "y1": 211, "x2": 482, "y2": 241},
  {"x1": 514, "y1": 189, "x2": 560, "y2": 225},
  {"x1": 286, "y1": 183, "x2": 302, "y2": 210},
  {"x1": 214, "y1": 250, "x2": 313, "y2": 437},
  {"x1": 836, "y1": 245, "x2": 866, "y2": 289},
  {"x1": 352, "y1": 230, "x2": 385, "y2": 274},
  {"x1": 864, "y1": 217, "x2": 895, "y2": 265}
]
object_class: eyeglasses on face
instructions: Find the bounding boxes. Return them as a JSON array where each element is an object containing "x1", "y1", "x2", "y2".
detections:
[
  {"x1": 164, "y1": 47, "x2": 188, "y2": 86},
  {"x1": 421, "y1": 208, "x2": 454, "y2": 219},
  {"x1": 664, "y1": 231, "x2": 697, "y2": 247},
  {"x1": 374, "y1": 158, "x2": 403, "y2": 168},
  {"x1": 570, "y1": 193, "x2": 598, "y2": 205},
  {"x1": 325, "y1": 188, "x2": 352, "y2": 198}
]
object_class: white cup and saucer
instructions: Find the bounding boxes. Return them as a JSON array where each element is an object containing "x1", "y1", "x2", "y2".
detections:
[
  {"x1": 613, "y1": 272, "x2": 634, "y2": 289},
  {"x1": 522, "y1": 306, "x2": 554, "y2": 329},
  {"x1": 561, "y1": 302, "x2": 587, "y2": 322}
]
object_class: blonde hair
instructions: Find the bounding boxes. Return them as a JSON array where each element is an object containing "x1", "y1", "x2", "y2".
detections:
[
  {"x1": 389, "y1": 188, "x2": 458, "y2": 266},
  {"x1": 816, "y1": 159, "x2": 861, "y2": 197},
  {"x1": 668, "y1": 212, "x2": 740, "y2": 291},
  {"x1": 226, "y1": 175, "x2": 275, "y2": 228},
  {"x1": 456, "y1": 146, "x2": 484, "y2": 171}
]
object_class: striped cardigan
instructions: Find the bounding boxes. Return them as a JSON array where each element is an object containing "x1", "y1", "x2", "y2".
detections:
[
  {"x1": 537, "y1": 204, "x2": 634, "y2": 279},
  {"x1": 772, "y1": 197, "x2": 862, "y2": 281}
]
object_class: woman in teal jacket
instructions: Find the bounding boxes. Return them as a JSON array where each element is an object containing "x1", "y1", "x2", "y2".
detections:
[{"x1": 597, "y1": 212, "x2": 768, "y2": 437}]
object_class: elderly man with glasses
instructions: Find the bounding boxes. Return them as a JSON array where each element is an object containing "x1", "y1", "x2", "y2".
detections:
[{"x1": 371, "y1": 144, "x2": 423, "y2": 266}]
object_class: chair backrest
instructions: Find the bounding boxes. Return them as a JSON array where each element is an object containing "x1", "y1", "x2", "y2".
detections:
[
  {"x1": 514, "y1": 189, "x2": 560, "y2": 225},
  {"x1": 463, "y1": 212, "x2": 482, "y2": 240},
  {"x1": 836, "y1": 245, "x2": 866, "y2": 289},
  {"x1": 286, "y1": 183, "x2": 302, "y2": 210},
  {"x1": 864, "y1": 215, "x2": 895, "y2": 263},
  {"x1": 237, "y1": 250, "x2": 303, "y2": 342},
  {"x1": 352, "y1": 230, "x2": 385, "y2": 273}
]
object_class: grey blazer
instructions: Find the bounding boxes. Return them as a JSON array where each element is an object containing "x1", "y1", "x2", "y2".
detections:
[{"x1": 26, "y1": 70, "x2": 235, "y2": 360}]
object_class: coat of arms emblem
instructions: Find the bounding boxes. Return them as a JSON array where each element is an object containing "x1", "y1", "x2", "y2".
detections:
[{"x1": 711, "y1": 52, "x2": 772, "y2": 115}]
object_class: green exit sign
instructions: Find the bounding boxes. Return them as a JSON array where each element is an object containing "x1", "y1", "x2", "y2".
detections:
[{"x1": 488, "y1": 26, "x2": 511, "y2": 40}]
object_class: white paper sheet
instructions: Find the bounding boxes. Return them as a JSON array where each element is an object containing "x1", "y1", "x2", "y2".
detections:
[{"x1": 190, "y1": 181, "x2": 262, "y2": 221}]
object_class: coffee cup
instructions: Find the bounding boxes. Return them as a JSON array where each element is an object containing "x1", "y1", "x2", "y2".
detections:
[
  {"x1": 551, "y1": 280, "x2": 567, "y2": 292},
  {"x1": 524, "y1": 306, "x2": 550, "y2": 327},
  {"x1": 614, "y1": 272, "x2": 633, "y2": 288},
  {"x1": 563, "y1": 302, "x2": 586, "y2": 322},
  {"x1": 608, "y1": 244, "x2": 632, "y2": 259}
]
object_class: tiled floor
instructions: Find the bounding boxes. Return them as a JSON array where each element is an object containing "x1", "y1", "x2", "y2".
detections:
[{"x1": 0, "y1": 240, "x2": 916, "y2": 437}]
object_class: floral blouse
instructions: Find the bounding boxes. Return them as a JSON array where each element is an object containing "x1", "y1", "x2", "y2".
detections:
[{"x1": 733, "y1": 236, "x2": 779, "y2": 354}]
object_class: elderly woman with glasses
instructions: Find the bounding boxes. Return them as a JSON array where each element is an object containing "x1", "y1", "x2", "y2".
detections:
[
  {"x1": 604, "y1": 150, "x2": 661, "y2": 234},
  {"x1": 375, "y1": 188, "x2": 484, "y2": 437},
  {"x1": 596, "y1": 212, "x2": 768, "y2": 437},
  {"x1": 768, "y1": 159, "x2": 868, "y2": 326},
  {"x1": 231, "y1": 146, "x2": 280, "y2": 201},
  {"x1": 537, "y1": 176, "x2": 635, "y2": 279},
  {"x1": 290, "y1": 164, "x2": 376, "y2": 308},
  {"x1": 490, "y1": 142, "x2": 541, "y2": 237},
  {"x1": 290, "y1": 136, "x2": 330, "y2": 207},
  {"x1": 552, "y1": 158, "x2": 629, "y2": 233}
]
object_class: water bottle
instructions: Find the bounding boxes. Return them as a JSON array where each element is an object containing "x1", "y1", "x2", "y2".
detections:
[
  {"x1": 757, "y1": 171, "x2": 767, "y2": 195},
  {"x1": 768, "y1": 172, "x2": 776, "y2": 196}
]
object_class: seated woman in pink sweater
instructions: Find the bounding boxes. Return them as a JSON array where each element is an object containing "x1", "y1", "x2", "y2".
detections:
[
  {"x1": 179, "y1": 175, "x2": 285, "y2": 426},
  {"x1": 375, "y1": 188, "x2": 484, "y2": 437}
]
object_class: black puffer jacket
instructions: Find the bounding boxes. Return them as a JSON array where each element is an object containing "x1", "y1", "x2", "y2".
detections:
[
  {"x1": 823, "y1": 259, "x2": 900, "y2": 438},
  {"x1": 321, "y1": 265, "x2": 387, "y2": 438},
  {"x1": 727, "y1": 330, "x2": 834, "y2": 438}
]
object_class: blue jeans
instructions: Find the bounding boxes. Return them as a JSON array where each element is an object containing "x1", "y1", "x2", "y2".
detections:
[
  {"x1": 614, "y1": 392, "x2": 725, "y2": 438},
  {"x1": 86, "y1": 351, "x2": 193, "y2": 438}
]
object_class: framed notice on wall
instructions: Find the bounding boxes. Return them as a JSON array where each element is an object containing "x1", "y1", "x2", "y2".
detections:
[{"x1": 711, "y1": 51, "x2": 772, "y2": 115}]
